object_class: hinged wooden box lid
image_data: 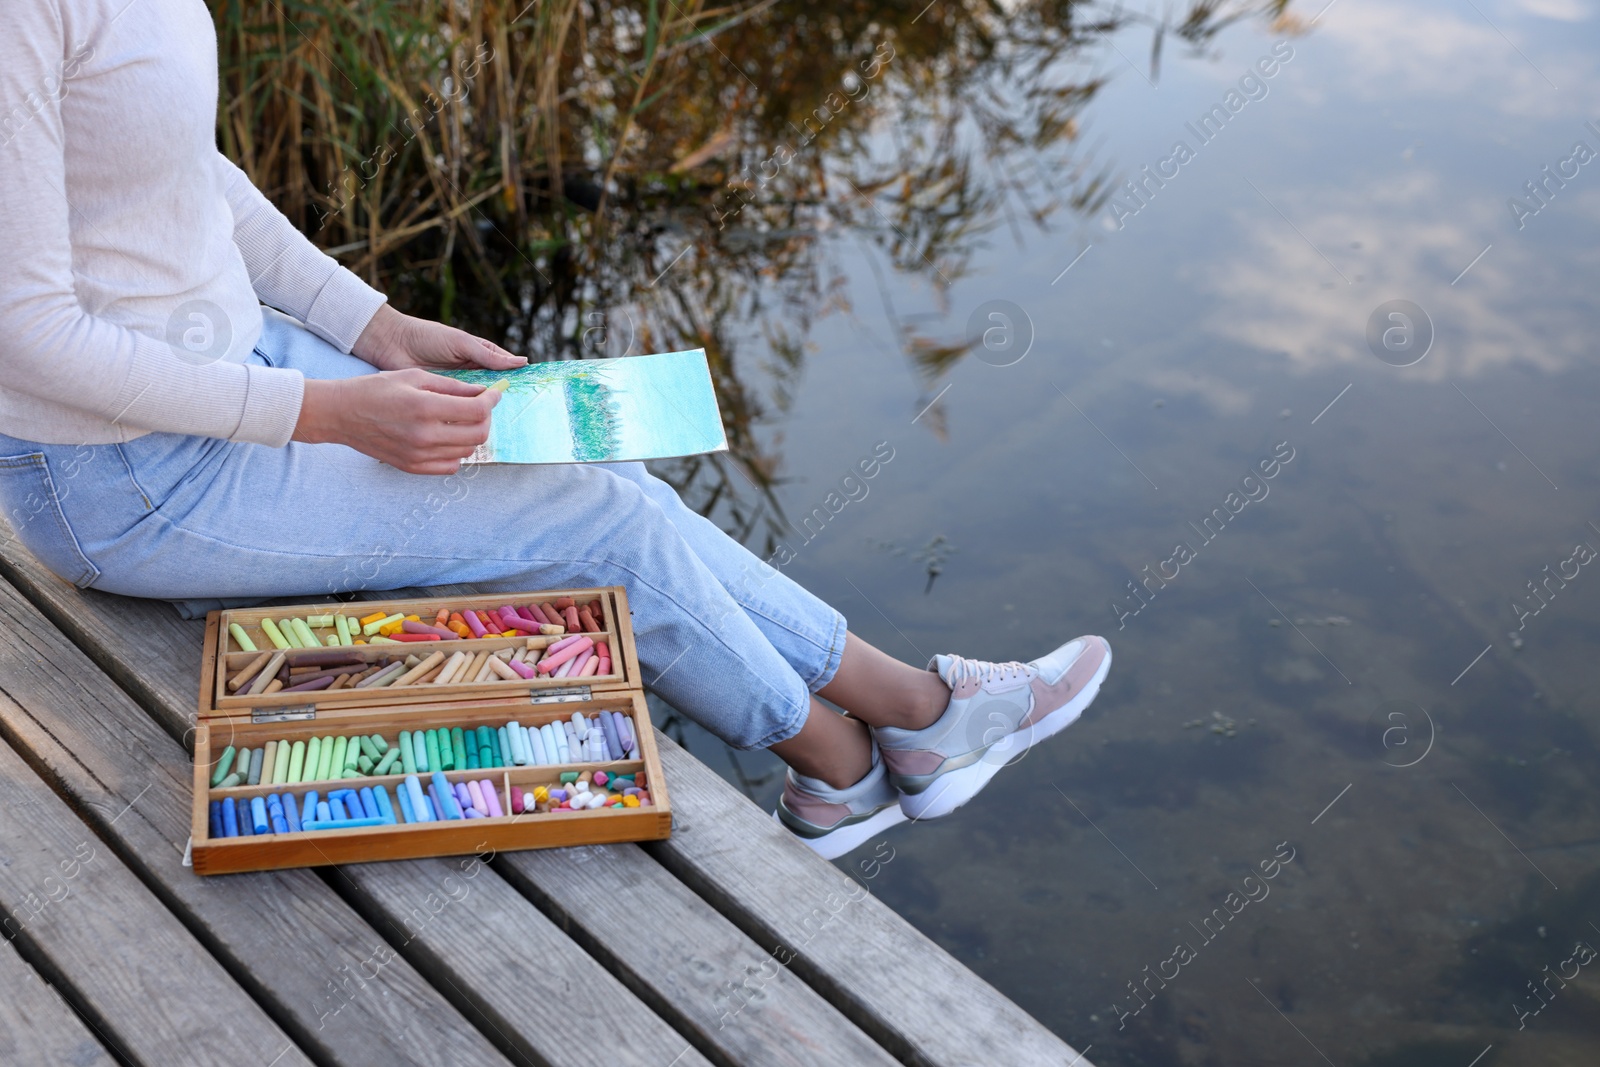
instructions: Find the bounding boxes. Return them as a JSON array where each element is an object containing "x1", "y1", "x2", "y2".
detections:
[{"x1": 200, "y1": 586, "x2": 642, "y2": 722}]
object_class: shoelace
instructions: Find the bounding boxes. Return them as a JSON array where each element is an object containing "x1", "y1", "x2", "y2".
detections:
[{"x1": 942, "y1": 654, "x2": 1033, "y2": 688}]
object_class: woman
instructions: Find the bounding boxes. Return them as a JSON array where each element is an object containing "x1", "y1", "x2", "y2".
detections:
[{"x1": 0, "y1": 0, "x2": 1109, "y2": 858}]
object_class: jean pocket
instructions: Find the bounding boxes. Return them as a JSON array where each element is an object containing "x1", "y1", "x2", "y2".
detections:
[{"x1": 0, "y1": 452, "x2": 102, "y2": 587}]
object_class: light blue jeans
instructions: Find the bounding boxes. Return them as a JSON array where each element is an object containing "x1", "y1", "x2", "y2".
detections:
[{"x1": 0, "y1": 310, "x2": 845, "y2": 749}]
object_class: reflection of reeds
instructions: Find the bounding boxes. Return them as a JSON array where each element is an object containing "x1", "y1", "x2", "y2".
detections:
[{"x1": 215, "y1": 0, "x2": 1293, "y2": 550}]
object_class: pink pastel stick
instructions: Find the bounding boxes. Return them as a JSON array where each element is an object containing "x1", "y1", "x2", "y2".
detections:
[
  {"x1": 597, "y1": 654, "x2": 611, "y2": 675},
  {"x1": 569, "y1": 649, "x2": 592, "y2": 675},
  {"x1": 507, "y1": 658, "x2": 537, "y2": 679},
  {"x1": 462, "y1": 610, "x2": 487, "y2": 638},
  {"x1": 500, "y1": 613, "x2": 542, "y2": 634},
  {"x1": 402, "y1": 619, "x2": 457, "y2": 639},
  {"x1": 466, "y1": 779, "x2": 488, "y2": 814},
  {"x1": 515, "y1": 605, "x2": 541, "y2": 622},
  {"x1": 578, "y1": 656, "x2": 600, "y2": 678},
  {"x1": 480, "y1": 779, "x2": 503, "y2": 817},
  {"x1": 554, "y1": 656, "x2": 577, "y2": 678},
  {"x1": 536, "y1": 636, "x2": 593, "y2": 672},
  {"x1": 545, "y1": 634, "x2": 583, "y2": 654}
]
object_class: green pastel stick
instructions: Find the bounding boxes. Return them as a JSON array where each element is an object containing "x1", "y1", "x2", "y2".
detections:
[
  {"x1": 374, "y1": 749, "x2": 400, "y2": 776},
  {"x1": 271, "y1": 740, "x2": 292, "y2": 785},
  {"x1": 357, "y1": 754, "x2": 374, "y2": 774},
  {"x1": 234, "y1": 747, "x2": 252, "y2": 777},
  {"x1": 425, "y1": 729, "x2": 444, "y2": 773},
  {"x1": 370, "y1": 733, "x2": 388, "y2": 755},
  {"x1": 287, "y1": 740, "x2": 306, "y2": 783},
  {"x1": 302, "y1": 737, "x2": 320, "y2": 782},
  {"x1": 325, "y1": 634, "x2": 340, "y2": 647},
  {"x1": 329, "y1": 736, "x2": 348, "y2": 776},
  {"x1": 216, "y1": 772, "x2": 242, "y2": 789},
  {"x1": 399, "y1": 730, "x2": 416, "y2": 775},
  {"x1": 291, "y1": 618, "x2": 318, "y2": 649},
  {"x1": 306, "y1": 614, "x2": 334, "y2": 628},
  {"x1": 465, "y1": 744, "x2": 479, "y2": 771},
  {"x1": 450, "y1": 728, "x2": 468, "y2": 772},
  {"x1": 315, "y1": 735, "x2": 336, "y2": 780},
  {"x1": 335, "y1": 614, "x2": 352, "y2": 646},
  {"x1": 260, "y1": 618, "x2": 291, "y2": 650},
  {"x1": 210, "y1": 745, "x2": 236, "y2": 787},
  {"x1": 228, "y1": 623, "x2": 257, "y2": 652},
  {"x1": 478, "y1": 745, "x2": 494, "y2": 769},
  {"x1": 357, "y1": 736, "x2": 379, "y2": 762},
  {"x1": 279, "y1": 618, "x2": 304, "y2": 648},
  {"x1": 487, "y1": 728, "x2": 503, "y2": 767},
  {"x1": 412, "y1": 730, "x2": 428, "y2": 772},
  {"x1": 246, "y1": 748, "x2": 264, "y2": 786}
]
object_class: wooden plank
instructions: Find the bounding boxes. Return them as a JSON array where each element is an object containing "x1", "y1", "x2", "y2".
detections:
[
  {"x1": 0, "y1": 540, "x2": 713, "y2": 1067},
  {"x1": 647, "y1": 734, "x2": 1099, "y2": 1067},
  {"x1": 0, "y1": 574, "x2": 517, "y2": 1067},
  {"x1": 0, "y1": 731, "x2": 313, "y2": 1067},
  {"x1": 0, "y1": 936, "x2": 112, "y2": 1066},
  {"x1": 499, "y1": 844, "x2": 901, "y2": 1067}
]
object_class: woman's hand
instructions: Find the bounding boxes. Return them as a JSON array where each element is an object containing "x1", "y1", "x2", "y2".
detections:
[
  {"x1": 351, "y1": 304, "x2": 527, "y2": 373},
  {"x1": 293, "y1": 370, "x2": 502, "y2": 474}
]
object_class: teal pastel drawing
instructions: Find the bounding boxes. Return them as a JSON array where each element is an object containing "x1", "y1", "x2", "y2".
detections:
[{"x1": 437, "y1": 349, "x2": 727, "y2": 465}]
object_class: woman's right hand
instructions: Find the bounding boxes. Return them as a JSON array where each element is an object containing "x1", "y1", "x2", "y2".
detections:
[{"x1": 292, "y1": 369, "x2": 501, "y2": 474}]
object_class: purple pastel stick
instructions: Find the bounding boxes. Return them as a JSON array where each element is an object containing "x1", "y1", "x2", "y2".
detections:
[
  {"x1": 516, "y1": 605, "x2": 540, "y2": 622},
  {"x1": 464, "y1": 807, "x2": 484, "y2": 818},
  {"x1": 427, "y1": 784, "x2": 446, "y2": 821},
  {"x1": 462, "y1": 610, "x2": 487, "y2": 638},
  {"x1": 569, "y1": 649, "x2": 592, "y2": 675},
  {"x1": 554, "y1": 656, "x2": 576, "y2": 679},
  {"x1": 501, "y1": 613, "x2": 541, "y2": 634},
  {"x1": 546, "y1": 634, "x2": 583, "y2": 654},
  {"x1": 454, "y1": 782, "x2": 473, "y2": 812},
  {"x1": 284, "y1": 674, "x2": 336, "y2": 693},
  {"x1": 480, "y1": 779, "x2": 504, "y2": 817},
  {"x1": 507, "y1": 658, "x2": 538, "y2": 679}
]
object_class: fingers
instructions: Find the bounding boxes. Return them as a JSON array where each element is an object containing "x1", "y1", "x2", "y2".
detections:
[
  {"x1": 468, "y1": 336, "x2": 528, "y2": 369},
  {"x1": 413, "y1": 371, "x2": 489, "y2": 397}
]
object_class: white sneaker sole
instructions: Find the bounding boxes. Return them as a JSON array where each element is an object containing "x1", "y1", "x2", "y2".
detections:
[
  {"x1": 899, "y1": 642, "x2": 1113, "y2": 822},
  {"x1": 773, "y1": 803, "x2": 908, "y2": 861}
]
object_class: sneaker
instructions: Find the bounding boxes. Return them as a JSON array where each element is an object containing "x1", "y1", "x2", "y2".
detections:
[
  {"x1": 876, "y1": 636, "x2": 1112, "y2": 821},
  {"x1": 774, "y1": 741, "x2": 908, "y2": 860}
]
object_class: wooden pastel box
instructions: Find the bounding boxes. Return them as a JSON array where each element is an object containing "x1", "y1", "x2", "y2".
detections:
[{"x1": 190, "y1": 586, "x2": 671, "y2": 875}]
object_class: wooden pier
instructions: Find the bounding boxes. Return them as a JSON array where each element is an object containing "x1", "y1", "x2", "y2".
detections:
[{"x1": 0, "y1": 526, "x2": 1095, "y2": 1067}]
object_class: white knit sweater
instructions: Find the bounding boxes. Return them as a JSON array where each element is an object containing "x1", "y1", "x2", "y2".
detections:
[{"x1": 0, "y1": 0, "x2": 388, "y2": 446}]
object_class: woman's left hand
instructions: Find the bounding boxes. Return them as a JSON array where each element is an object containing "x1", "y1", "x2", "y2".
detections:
[{"x1": 351, "y1": 304, "x2": 527, "y2": 373}]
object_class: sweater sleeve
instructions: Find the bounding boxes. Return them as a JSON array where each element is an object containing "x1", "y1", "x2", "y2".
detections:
[
  {"x1": 219, "y1": 154, "x2": 389, "y2": 353},
  {"x1": 0, "y1": 6, "x2": 303, "y2": 446}
]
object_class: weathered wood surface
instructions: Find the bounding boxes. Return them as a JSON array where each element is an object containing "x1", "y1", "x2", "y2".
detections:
[
  {"x1": 0, "y1": 533, "x2": 1096, "y2": 1066},
  {"x1": 0, "y1": 728, "x2": 313, "y2": 1067},
  {"x1": 650, "y1": 733, "x2": 1098, "y2": 1067},
  {"x1": 0, "y1": 935, "x2": 112, "y2": 1067},
  {"x1": 0, "y1": 572, "x2": 516, "y2": 1067}
]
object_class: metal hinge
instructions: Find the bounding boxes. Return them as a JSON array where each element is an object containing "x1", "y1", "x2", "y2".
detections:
[
  {"x1": 252, "y1": 704, "x2": 317, "y2": 723},
  {"x1": 530, "y1": 685, "x2": 591, "y2": 705}
]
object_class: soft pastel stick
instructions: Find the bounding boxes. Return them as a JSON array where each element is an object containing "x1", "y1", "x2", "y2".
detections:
[
  {"x1": 424, "y1": 729, "x2": 443, "y2": 773},
  {"x1": 305, "y1": 816, "x2": 389, "y2": 830},
  {"x1": 362, "y1": 613, "x2": 405, "y2": 637},
  {"x1": 209, "y1": 745, "x2": 236, "y2": 787},
  {"x1": 426, "y1": 783, "x2": 447, "y2": 821},
  {"x1": 480, "y1": 779, "x2": 504, "y2": 817},
  {"x1": 554, "y1": 657, "x2": 577, "y2": 679},
  {"x1": 499, "y1": 612, "x2": 542, "y2": 634},
  {"x1": 537, "y1": 636, "x2": 593, "y2": 674},
  {"x1": 372, "y1": 785, "x2": 397, "y2": 824},
  {"x1": 528, "y1": 725, "x2": 549, "y2": 766},
  {"x1": 228, "y1": 622, "x2": 258, "y2": 653},
  {"x1": 507, "y1": 658, "x2": 537, "y2": 679},
  {"x1": 314, "y1": 736, "x2": 336, "y2": 780},
  {"x1": 466, "y1": 779, "x2": 487, "y2": 814},
  {"x1": 282, "y1": 792, "x2": 302, "y2": 833},
  {"x1": 402, "y1": 619, "x2": 457, "y2": 639},
  {"x1": 450, "y1": 728, "x2": 468, "y2": 770},
  {"x1": 286, "y1": 740, "x2": 306, "y2": 783},
  {"x1": 301, "y1": 790, "x2": 320, "y2": 826},
  {"x1": 221, "y1": 797, "x2": 239, "y2": 837},
  {"x1": 505, "y1": 721, "x2": 526, "y2": 765},
  {"x1": 544, "y1": 634, "x2": 583, "y2": 655},
  {"x1": 329, "y1": 796, "x2": 349, "y2": 821},
  {"x1": 334, "y1": 614, "x2": 351, "y2": 646},
  {"x1": 404, "y1": 775, "x2": 431, "y2": 822},
  {"x1": 247, "y1": 747, "x2": 265, "y2": 786},
  {"x1": 600, "y1": 711, "x2": 621, "y2": 759},
  {"x1": 208, "y1": 800, "x2": 223, "y2": 838},
  {"x1": 291, "y1": 618, "x2": 318, "y2": 649},
  {"x1": 398, "y1": 731, "x2": 416, "y2": 775},
  {"x1": 569, "y1": 649, "x2": 593, "y2": 675},
  {"x1": 413, "y1": 730, "x2": 429, "y2": 773},
  {"x1": 454, "y1": 781, "x2": 473, "y2": 813},
  {"x1": 250, "y1": 796, "x2": 270, "y2": 835},
  {"x1": 396, "y1": 781, "x2": 416, "y2": 823},
  {"x1": 260, "y1": 617, "x2": 290, "y2": 649},
  {"x1": 462, "y1": 610, "x2": 487, "y2": 638},
  {"x1": 358, "y1": 786, "x2": 380, "y2": 820}
]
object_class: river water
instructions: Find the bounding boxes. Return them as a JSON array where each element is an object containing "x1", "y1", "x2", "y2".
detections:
[{"x1": 565, "y1": 0, "x2": 1600, "y2": 1061}]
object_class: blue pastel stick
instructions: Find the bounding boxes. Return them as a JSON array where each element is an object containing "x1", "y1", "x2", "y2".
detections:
[
  {"x1": 396, "y1": 781, "x2": 415, "y2": 823},
  {"x1": 527, "y1": 725, "x2": 547, "y2": 765},
  {"x1": 404, "y1": 774, "x2": 432, "y2": 822},
  {"x1": 250, "y1": 796, "x2": 270, "y2": 835},
  {"x1": 358, "y1": 786, "x2": 379, "y2": 819},
  {"x1": 208, "y1": 801, "x2": 223, "y2": 839},
  {"x1": 305, "y1": 816, "x2": 389, "y2": 830},
  {"x1": 426, "y1": 785, "x2": 445, "y2": 821},
  {"x1": 316, "y1": 800, "x2": 332, "y2": 822},
  {"x1": 600, "y1": 712, "x2": 621, "y2": 760},
  {"x1": 329, "y1": 796, "x2": 349, "y2": 821},
  {"x1": 267, "y1": 794, "x2": 289, "y2": 834},
  {"x1": 302, "y1": 790, "x2": 320, "y2": 827},
  {"x1": 373, "y1": 785, "x2": 397, "y2": 824},
  {"x1": 283, "y1": 793, "x2": 302, "y2": 833},
  {"x1": 431, "y1": 772, "x2": 462, "y2": 819}
]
